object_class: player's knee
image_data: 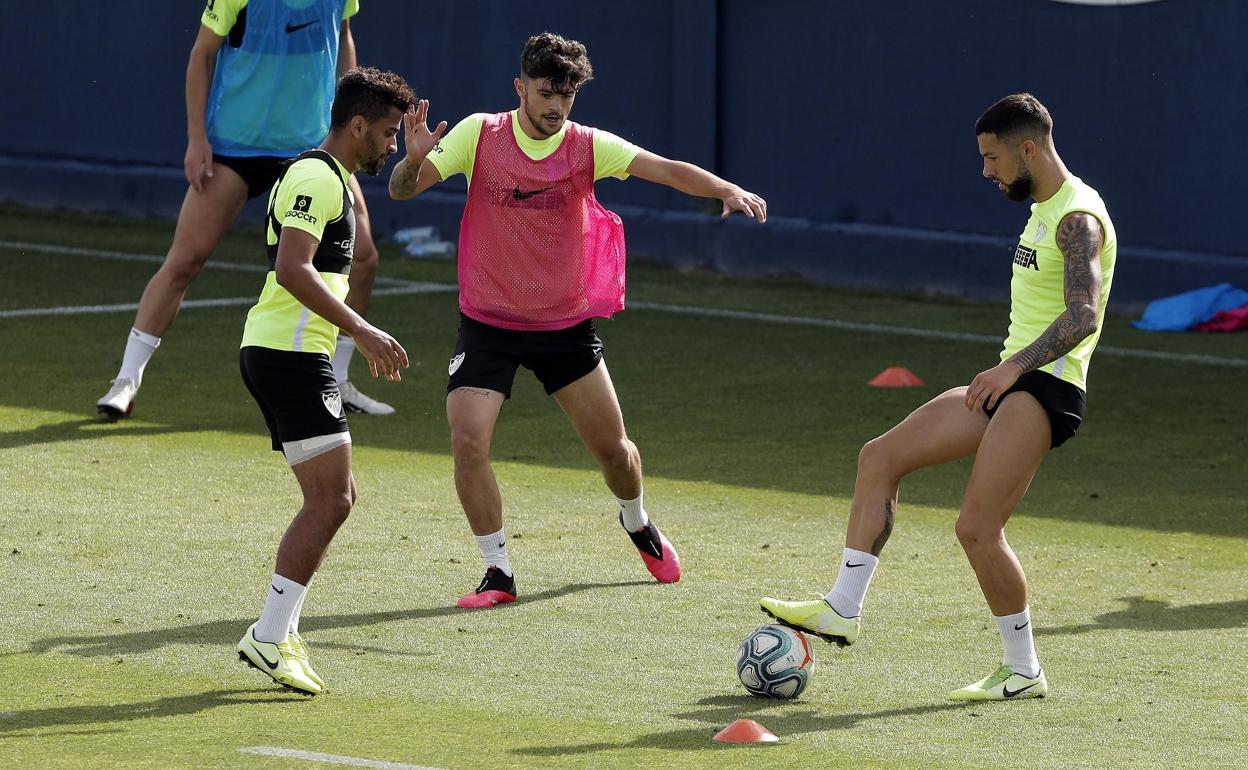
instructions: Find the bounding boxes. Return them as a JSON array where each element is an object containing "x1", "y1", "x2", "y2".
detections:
[
  {"x1": 450, "y1": 425, "x2": 491, "y2": 463},
  {"x1": 596, "y1": 438, "x2": 637, "y2": 473},
  {"x1": 161, "y1": 247, "x2": 211, "y2": 288},
  {"x1": 954, "y1": 515, "x2": 1000, "y2": 552},
  {"x1": 857, "y1": 437, "x2": 898, "y2": 481},
  {"x1": 326, "y1": 489, "x2": 354, "y2": 527}
]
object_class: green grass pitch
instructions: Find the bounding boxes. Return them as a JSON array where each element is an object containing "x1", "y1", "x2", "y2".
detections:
[{"x1": 1, "y1": 209, "x2": 1245, "y2": 768}]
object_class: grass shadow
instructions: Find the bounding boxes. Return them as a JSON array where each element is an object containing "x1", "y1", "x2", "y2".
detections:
[
  {"x1": 0, "y1": 689, "x2": 303, "y2": 737},
  {"x1": 0, "y1": 418, "x2": 188, "y2": 450},
  {"x1": 513, "y1": 695, "x2": 977, "y2": 755},
  {"x1": 1039, "y1": 595, "x2": 1248, "y2": 636},
  {"x1": 5, "y1": 580, "x2": 654, "y2": 659}
]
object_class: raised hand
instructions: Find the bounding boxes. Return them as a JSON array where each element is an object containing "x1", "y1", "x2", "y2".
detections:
[{"x1": 402, "y1": 99, "x2": 448, "y2": 160}]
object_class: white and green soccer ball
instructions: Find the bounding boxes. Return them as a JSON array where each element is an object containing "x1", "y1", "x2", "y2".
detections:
[{"x1": 736, "y1": 623, "x2": 814, "y2": 699}]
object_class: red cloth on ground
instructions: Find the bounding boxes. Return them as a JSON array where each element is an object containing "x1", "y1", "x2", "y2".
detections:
[{"x1": 1193, "y1": 303, "x2": 1248, "y2": 332}]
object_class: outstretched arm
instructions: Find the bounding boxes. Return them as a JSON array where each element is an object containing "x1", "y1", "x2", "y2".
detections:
[
  {"x1": 626, "y1": 151, "x2": 767, "y2": 222},
  {"x1": 337, "y1": 19, "x2": 356, "y2": 77},
  {"x1": 389, "y1": 100, "x2": 448, "y2": 200},
  {"x1": 964, "y1": 211, "x2": 1104, "y2": 411}
]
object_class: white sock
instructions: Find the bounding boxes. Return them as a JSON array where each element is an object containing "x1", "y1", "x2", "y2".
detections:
[
  {"x1": 332, "y1": 334, "x2": 355, "y2": 385},
  {"x1": 823, "y1": 547, "x2": 879, "y2": 619},
  {"x1": 255, "y1": 573, "x2": 306, "y2": 643},
  {"x1": 117, "y1": 327, "x2": 161, "y2": 385},
  {"x1": 474, "y1": 528, "x2": 512, "y2": 577},
  {"x1": 995, "y1": 607, "x2": 1041, "y2": 679},
  {"x1": 618, "y1": 492, "x2": 649, "y2": 532},
  {"x1": 289, "y1": 574, "x2": 313, "y2": 636}
]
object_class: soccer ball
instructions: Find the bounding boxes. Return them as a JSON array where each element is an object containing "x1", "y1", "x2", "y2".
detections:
[{"x1": 736, "y1": 623, "x2": 814, "y2": 698}]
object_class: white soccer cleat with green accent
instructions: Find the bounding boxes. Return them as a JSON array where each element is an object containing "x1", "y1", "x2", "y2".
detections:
[
  {"x1": 948, "y1": 665, "x2": 1047, "y2": 701},
  {"x1": 759, "y1": 596, "x2": 861, "y2": 646},
  {"x1": 237, "y1": 623, "x2": 321, "y2": 695}
]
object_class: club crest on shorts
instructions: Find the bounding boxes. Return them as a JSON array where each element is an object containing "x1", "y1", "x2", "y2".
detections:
[
  {"x1": 448, "y1": 352, "x2": 466, "y2": 376},
  {"x1": 322, "y1": 388, "x2": 343, "y2": 418}
]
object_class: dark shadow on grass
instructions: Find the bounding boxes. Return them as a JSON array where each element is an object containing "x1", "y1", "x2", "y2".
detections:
[
  {"x1": 0, "y1": 689, "x2": 302, "y2": 737},
  {"x1": 1039, "y1": 595, "x2": 1248, "y2": 636},
  {"x1": 0, "y1": 418, "x2": 187, "y2": 450},
  {"x1": 6, "y1": 580, "x2": 653, "y2": 659},
  {"x1": 513, "y1": 695, "x2": 976, "y2": 755}
]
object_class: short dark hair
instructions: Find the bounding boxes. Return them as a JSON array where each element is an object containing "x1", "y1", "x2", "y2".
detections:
[
  {"x1": 975, "y1": 93, "x2": 1053, "y2": 141},
  {"x1": 330, "y1": 67, "x2": 415, "y2": 129},
  {"x1": 521, "y1": 32, "x2": 594, "y2": 94}
]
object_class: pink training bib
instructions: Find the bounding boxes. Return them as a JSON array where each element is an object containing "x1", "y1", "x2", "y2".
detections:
[{"x1": 457, "y1": 112, "x2": 626, "y2": 331}]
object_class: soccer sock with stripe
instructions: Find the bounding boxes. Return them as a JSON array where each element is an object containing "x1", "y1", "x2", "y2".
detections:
[
  {"x1": 995, "y1": 607, "x2": 1041, "y2": 679},
  {"x1": 255, "y1": 573, "x2": 306, "y2": 643},
  {"x1": 823, "y1": 547, "x2": 879, "y2": 618},
  {"x1": 474, "y1": 528, "x2": 512, "y2": 577},
  {"x1": 117, "y1": 327, "x2": 161, "y2": 385}
]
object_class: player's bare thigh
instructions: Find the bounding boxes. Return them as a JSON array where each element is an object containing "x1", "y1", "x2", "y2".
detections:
[
  {"x1": 863, "y1": 386, "x2": 991, "y2": 479},
  {"x1": 960, "y1": 390, "x2": 1051, "y2": 530},
  {"x1": 165, "y1": 161, "x2": 250, "y2": 269},
  {"x1": 552, "y1": 360, "x2": 628, "y2": 453}
]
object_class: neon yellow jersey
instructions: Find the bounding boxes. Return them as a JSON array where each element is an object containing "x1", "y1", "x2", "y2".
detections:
[
  {"x1": 201, "y1": 0, "x2": 359, "y2": 36},
  {"x1": 427, "y1": 111, "x2": 642, "y2": 186},
  {"x1": 241, "y1": 153, "x2": 354, "y2": 356},
  {"x1": 1001, "y1": 176, "x2": 1117, "y2": 391}
]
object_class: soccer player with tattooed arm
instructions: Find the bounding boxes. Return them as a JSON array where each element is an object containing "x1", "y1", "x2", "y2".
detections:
[{"x1": 761, "y1": 93, "x2": 1117, "y2": 701}]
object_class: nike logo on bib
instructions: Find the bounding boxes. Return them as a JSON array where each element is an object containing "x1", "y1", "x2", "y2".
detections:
[
  {"x1": 286, "y1": 20, "x2": 318, "y2": 33},
  {"x1": 512, "y1": 186, "x2": 553, "y2": 200}
]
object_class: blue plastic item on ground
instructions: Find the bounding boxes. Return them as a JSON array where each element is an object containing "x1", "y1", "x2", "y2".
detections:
[{"x1": 1131, "y1": 283, "x2": 1248, "y2": 332}]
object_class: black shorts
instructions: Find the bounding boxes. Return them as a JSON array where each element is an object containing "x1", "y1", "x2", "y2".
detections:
[
  {"x1": 214, "y1": 154, "x2": 288, "y2": 199},
  {"x1": 447, "y1": 313, "x2": 604, "y2": 398},
  {"x1": 984, "y1": 370, "x2": 1086, "y2": 448},
  {"x1": 240, "y1": 346, "x2": 350, "y2": 461}
]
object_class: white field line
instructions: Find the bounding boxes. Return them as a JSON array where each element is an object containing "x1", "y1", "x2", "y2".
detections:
[
  {"x1": 0, "y1": 284, "x2": 456, "y2": 319},
  {"x1": 7, "y1": 240, "x2": 1247, "y2": 369},
  {"x1": 0, "y1": 240, "x2": 416, "y2": 287},
  {"x1": 238, "y1": 746, "x2": 443, "y2": 770}
]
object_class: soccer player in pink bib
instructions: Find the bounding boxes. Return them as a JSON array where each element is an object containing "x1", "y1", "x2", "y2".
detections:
[{"x1": 390, "y1": 32, "x2": 767, "y2": 608}]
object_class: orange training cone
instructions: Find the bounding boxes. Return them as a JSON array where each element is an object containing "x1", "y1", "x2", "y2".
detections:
[
  {"x1": 712, "y1": 719, "x2": 780, "y2": 744},
  {"x1": 868, "y1": 367, "x2": 925, "y2": 388}
]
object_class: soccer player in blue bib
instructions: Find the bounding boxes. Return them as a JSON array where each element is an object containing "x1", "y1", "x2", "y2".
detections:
[{"x1": 96, "y1": 0, "x2": 396, "y2": 419}]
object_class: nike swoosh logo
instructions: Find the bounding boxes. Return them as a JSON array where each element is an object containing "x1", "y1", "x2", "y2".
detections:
[
  {"x1": 251, "y1": 633, "x2": 281, "y2": 670},
  {"x1": 846, "y1": 562, "x2": 865, "y2": 568},
  {"x1": 285, "y1": 20, "x2": 318, "y2": 33},
  {"x1": 497, "y1": 541, "x2": 505, "y2": 548},
  {"x1": 271, "y1": 584, "x2": 285, "y2": 595},
  {"x1": 1014, "y1": 621, "x2": 1029, "y2": 631},
  {"x1": 512, "y1": 186, "x2": 553, "y2": 200},
  {"x1": 1002, "y1": 681, "x2": 1038, "y2": 698}
]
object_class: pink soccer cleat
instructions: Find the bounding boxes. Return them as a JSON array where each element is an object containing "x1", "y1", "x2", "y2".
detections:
[
  {"x1": 623, "y1": 515, "x2": 682, "y2": 583},
  {"x1": 456, "y1": 566, "x2": 517, "y2": 609}
]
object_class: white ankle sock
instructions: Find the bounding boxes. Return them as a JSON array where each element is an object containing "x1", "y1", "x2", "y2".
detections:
[
  {"x1": 823, "y1": 547, "x2": 879, "y2": 618},
  {"x1": 255, "y1": 573, "x2": 306, "y2": 643},
  {"x1": 474, "y1": 528, "x2": 512, "y2": 577},
  {"x1": 289, "y1": 574, "x2": 313, "y2": 636},
  {"x1": 118, "y1": 327, "x2": 161, "y2": 385},
  {"x1": 332, "y1": 335, "x2": 355, "y2": 385},
  {"x1": 617, "y1": 492, "x2": 649, "y2": 532},
  {"x1": 995, "y1": 607, "x2": 1041, "y2": 678}
]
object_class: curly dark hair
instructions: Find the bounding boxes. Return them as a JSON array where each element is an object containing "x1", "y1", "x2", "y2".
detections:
[
  {"x1": 975, "y1": 93, "x2": 1053, "y2": 141},
  {"x1": 330, "y1": 66, "x2": 415, "y2": 129},
  {"x1": 521, "y1": 32, "x2": 594, "y2": 94}
]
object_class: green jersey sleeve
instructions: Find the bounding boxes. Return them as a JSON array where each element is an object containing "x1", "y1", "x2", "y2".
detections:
[
  {"x1": 427, "y1": 113, "x2": 486, "y2": 184},
  {"x1": 593, "y1": 129, "x2": 643, "y2": 181},
  {"x1": 201, "y1": 0, "x2": 246, "y2": 37},
  {"x1": 273, "y1": 160, "x2": 348, "y2": 242},
  {"x1": 345, "y1": 0, "x2": 359, "y2": 20}
]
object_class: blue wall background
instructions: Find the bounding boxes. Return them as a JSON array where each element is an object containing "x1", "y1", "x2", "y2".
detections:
[{"x1": 2, "y1": 0, "x2": 1245, "y2": 307}]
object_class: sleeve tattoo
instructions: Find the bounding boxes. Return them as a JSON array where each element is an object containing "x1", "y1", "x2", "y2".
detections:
[
  {"x1": 388, "y1": 157, "x2": 419, "y2": 199},
  {"x1": 1007, "y1": 212, "x2": 1104, "y2": 373}
]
